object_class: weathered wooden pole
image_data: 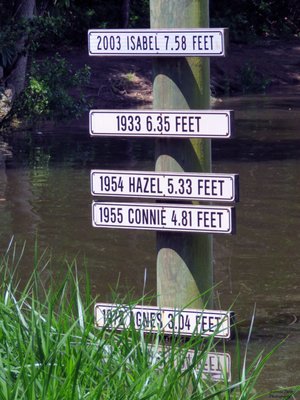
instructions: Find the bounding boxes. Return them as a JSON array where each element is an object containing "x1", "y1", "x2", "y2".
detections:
[{"x1": 150, "y1": 0, "x2": 213, "y2": 309}]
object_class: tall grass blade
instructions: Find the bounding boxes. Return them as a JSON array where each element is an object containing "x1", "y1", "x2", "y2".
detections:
[{"x1": 0, "y1": 244, "x2": 299, "y2": 399}]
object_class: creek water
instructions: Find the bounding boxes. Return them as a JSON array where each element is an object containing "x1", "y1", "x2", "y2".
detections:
[{"x1": 0, "y1": 93, "x2": 299, "y2": 394}]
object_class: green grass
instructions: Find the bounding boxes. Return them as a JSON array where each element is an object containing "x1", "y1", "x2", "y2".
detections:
[{"x1": 0, "y1": 243, "x2": 299, "y2": 399}]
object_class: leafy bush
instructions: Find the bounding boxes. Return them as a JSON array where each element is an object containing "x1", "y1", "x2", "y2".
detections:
[
  {"x1": 14, "y1": 54, "x2": 91, "y2": 122},
  {"x1": 43, "y1": 0, "x2": 150, "y2": 45},
  {"x1": 210, "y1": 0, "x2": 300, "y2": 42},
  {"x1": 0, "y1": 15, "x2": 66, "y2": 71},
  {"x1": 239, "y1": 63, "x2": 271, "y2": 94}
]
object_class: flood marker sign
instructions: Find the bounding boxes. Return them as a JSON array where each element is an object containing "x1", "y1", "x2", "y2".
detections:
[
  {"x1": 92, "y1": 202, "x2": 235, "y2": 234},
  {"x1": 94, "y1": 303, "x2": 233, "y2": 339},
  {"x1": 88, "y1": 28, "x2": 227, "y2": 57},
  {"x1": 91, "y1": 170, "x2": 239, "y2": 202},
  {"x1": 150, "y1": 346, "x2": 231, "y2": 381},
  {"x1": 89, "y1": 110, "x2": 234, "y2": 138}
]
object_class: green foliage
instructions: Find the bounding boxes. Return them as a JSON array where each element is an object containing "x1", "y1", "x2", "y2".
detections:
[
  {"x1": 0, "y1": 0, "x2": 299, "y2": 59},
  {"x1": 26, "y1": 15, "x2": 67, "y2": 50},
  {"x1": 129, "y1": 0, "x2": 150, "y2": 28},
  {"x1": 0, "y1": 243, "x2": 299, "y2": 399},
  {"x1": 42, "y1": 0, "x2": 150, "y2": 45},
  {"x1": 210, "y1": 0, "x2": 300, "y2": 42},
  {"x1": 14, "y1": 54, "x2": 91, "y2": 121},
  {"x1": 0, "y1": 15, "x2": 66, "y2": 72},
  {"x1": 239, "y1": 63, "x2": 271, "y2": 94}
]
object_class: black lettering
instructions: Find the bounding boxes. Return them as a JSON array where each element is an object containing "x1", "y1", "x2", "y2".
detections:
[
  {"x1": 130, "y1": 36, "x2": 136, "y2": 50},
  {"x1": 135, "y1": 311, "x2": 142, "y2": 327},
  {"x1": 201, "y1": 315, "x2": 208, "y2": 331},
  {"x1": 175, "y1": 116, "x2": 180, "y2": 132},
  {"x1": 157, "y1": 178, "x2": 163, "y2": 194},
  {"x1": 217, "y1": 212, "x2": 223, "y2": 227},
  {"x1": 155, "y1": 36, "x2": 159, "y2": 50},
  {"x1": 128, "y1": 208, "x2": 134, "y2": 223},
  {"x1": 150, "y1": 312, "x2": 157, "y2": 328},
  {"x1": 211, "y1": 212, "x2": 217, "y2": 228},
  {"x1": 203, "y1": 211, "x2": 210, "y2": 227},
  {"x1": 192, "y1": 35, "x2": 214, "y2": 51},
  {"x1": 143, "y1": 177, "x2": 150, "y2": 193},
  {"x1": 211, "y1": 180, "x2": 218, "y2": 196},
  {"x1": 182, "y1": 116, "x2": 188, "y2": 132},
  {"x1": 219, "y1": 180, "x2": 224, "y2": 196},
  {"x1": 187, "y1": 116, "x2": 195, "y2": 132},
  {"x1": 149, "y1": 178, "x2": 156, "y2": 193},
  {"x1": 195, "y1": 116, "x2": 201, "y2": 131},
  {"x1": 144, "y1": 209, "x2": 150, "y2": 225},
  {"x1": 176, "y1": 116, "x2": 201, "y2": 132},
  {"x1": 128, "y1": 176, "x2": 164, "y2": 195},
  {"x1": 156, "y1": 312, "x2": 163, "y2": 328},
  {"x1": 148, "y1": 35, "x2": 153, "y2": 50},
  {"x1": 208, "y1": 316, "x2": 215, "y2": 332},
  {"x1": 135, "y1": 311, "x2": 160, "y2": 329},
  {"x1": 175, "y1": 116, "x2": 189, "y2": 132},
  {"x1": 197, "y1": 35, "x2": 203, "y2": 50},
  {"x1": 136, "y1": 36, "x2": 142, "y2": 50},
  {"x1": 129, "y1": 177, "x2": 134, "y2": 192},
  {"x1": 128, "y1": 35, "x2": 160, "y2": 52},
  {"x1": 142, "y1": 312, "x2": 149, "y2": 328},
  {"x1": 204, "y1": 35, "x2": 209, "y2": 50},
  {"x1": 198, "y1": 179, "x2": 204, "y2": 195},
  {"x1": 161, "y1": 209, "x2": 166, "y2": 225},
  {"x1": 142, "y1": 36, "x2": 148, "y2": 50},
  {"x1": 127, "y1": 208, "x2": 167, "y2": 226},
  {"x1": 149, "y1": 209, "x2": 156, "y2": 225},
  {"x1": 197, "y1": 211, "x2": 204, "y2": 226},
  {"x1": 204, "y1": 180, "x2": 210, "y2": 195},
  {"x1": 136, "y1": 178, "x2": 143, "y2": 192},
  {"x1": 198, "y1": 36, "x2": 203, "y2": 50}
]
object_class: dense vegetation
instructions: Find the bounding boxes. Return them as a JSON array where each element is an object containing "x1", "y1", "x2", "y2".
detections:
[
  {"x1": 0, "y1": 0, "x2": 299, "y2": 125},
  {"x1": 210, "y1": 0, "x2": 300, "y2": 42},
  {"x1": 0, "y1": 245, "x2": 299, "y2": 399}
]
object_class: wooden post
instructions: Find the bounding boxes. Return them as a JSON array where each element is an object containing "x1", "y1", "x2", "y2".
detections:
[{"x1": 150, "y1": 0, "x2": 213, "y2": 309}]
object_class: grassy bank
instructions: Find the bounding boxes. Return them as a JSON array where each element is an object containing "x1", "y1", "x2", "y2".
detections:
[{"x1": 0, "y1": 245, "x2": 299, "y2": 399}]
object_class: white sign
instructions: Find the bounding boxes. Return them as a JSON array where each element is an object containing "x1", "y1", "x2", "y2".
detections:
[
  {"x1": 89, "y1": 110, "x2": 234, "y2": 138},
  {"x1": 91, "y1": 170, "x2": 239, "y2": 202},
  {"x1": 92, "y1": 202, "x2": 235, "y2": 234},
  {"x1": 178, "y1": 350, "x2": 231, "y2": 381},
  {"x1": 94, "y1": 303, "x2": 232, "y2": 339},
  {"x1": 150, "y1": 346, "x2": 231, "y2": 382},
  {"x1": 88, "y1": 28, "x2": 227, "y2": 57}
]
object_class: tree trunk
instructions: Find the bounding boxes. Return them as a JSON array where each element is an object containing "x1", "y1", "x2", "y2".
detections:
[
  {"x1": 7, "y1": 0, "x2": 35, "y2": 96},
  {"x1": 122, "y1": 0, "x2": 130, "y2": 28}
]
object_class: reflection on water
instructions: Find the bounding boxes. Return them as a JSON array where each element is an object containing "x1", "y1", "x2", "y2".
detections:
[
  {"x1": 0, "y1": 93, "x2": 300, "y2": 391},
  {"x1": 213, "y1": 94, "x2": 300, "y2": 391}
]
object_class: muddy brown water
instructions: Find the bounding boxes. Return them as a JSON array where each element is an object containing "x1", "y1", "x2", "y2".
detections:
[{"x1": 0, "y1": 93, "x2": 299, "y2": 393}]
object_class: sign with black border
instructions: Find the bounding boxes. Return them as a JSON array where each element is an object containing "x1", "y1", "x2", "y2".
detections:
[
  {"x1": 88, "y1": 28, "x2": 227, "y2": 57},
  {"x1": 92, "y1": 202, "x2": 236, "y2": 234},
  {"x1": 90, "y1": 170, "x2": 239, "y2": 202},
  {"x1": 89, "y1": 110, "x2": 234, "y2": 138},
  {"x1": 94, "y1": 303, "x2": 233, "y2": 339}
]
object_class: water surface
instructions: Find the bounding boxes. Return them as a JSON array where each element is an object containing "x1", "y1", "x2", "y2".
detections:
[{"x1": 0, "y1": 93, "x2": 299, "y2": 392}]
